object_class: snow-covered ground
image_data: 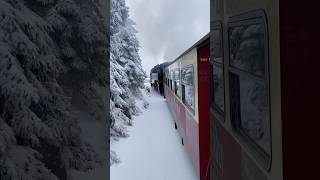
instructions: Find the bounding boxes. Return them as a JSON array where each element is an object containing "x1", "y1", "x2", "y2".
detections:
[{"x1": 111, "y1": 88, "x2": 198, "y2": 180}]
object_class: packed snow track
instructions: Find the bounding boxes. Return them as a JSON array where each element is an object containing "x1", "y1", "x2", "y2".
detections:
[{"x1": 111, "y1": 89, "x2": 198, "y2": 180}]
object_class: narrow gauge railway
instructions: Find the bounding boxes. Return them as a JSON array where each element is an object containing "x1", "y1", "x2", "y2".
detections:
[
  {"x1": 150, "y1": 0, "x2": 320, "y2": 179},
  {"x1": 163, "y1": 34, "x2": 211, "y2": 180}
]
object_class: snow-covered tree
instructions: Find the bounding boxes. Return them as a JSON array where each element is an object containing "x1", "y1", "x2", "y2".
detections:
[
  {"x1": 110, "y1": 0, "x2": 145, "y2": 164},
  {"x1": 0, "y1": 0, "x2": 107, "y2": 179}
]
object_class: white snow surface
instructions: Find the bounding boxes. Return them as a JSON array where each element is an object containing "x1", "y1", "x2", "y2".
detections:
[{"x1": 111, "y1": 88, "x2": 198, "y2": 180}]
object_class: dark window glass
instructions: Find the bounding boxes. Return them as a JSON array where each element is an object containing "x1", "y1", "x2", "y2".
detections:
[
  {"x1": 168, "y1": 71, "x2": 170, "y2": 87},
  {"x1": 174, "y1": 69, "x2": 180, "y2": 97},
  {"x1": 171, "y1": 71, "x2": 174, "y2": 91},
  {"x1": 181, "y1": 84, "x2": 185, "y2": 103},
  {"x1": 181, "y1": 66, "x2": 194, "y2": 111},
  {"x1": 230, "y1": 73, "x2": 270, "y2": 155},
  {"x1": 212, "y1": 62, "x2": 224, "y2": 112},
  {"x1": 229, "y1": 24, "x2": 265, "y2": 77},
  {"x1": 211, "y1": 27, "x2": 224, "y2": 113},
  {"x1": 211, "y1": 29, "x2": 223, "y2": 63},
  {"x1": 229, "y1": 19, "x2": 271, "y2": 156},
  {"x1": 174, "y1": 81, "x2": 178, "y2": 94}
]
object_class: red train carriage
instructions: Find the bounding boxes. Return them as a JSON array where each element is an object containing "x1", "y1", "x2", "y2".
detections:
[
  {"x1": 164, "y1": 34, "x2": 211, "y2": 180},
  {"x1": 210, "y1": 0, "x2": 320, "y2": 179}
]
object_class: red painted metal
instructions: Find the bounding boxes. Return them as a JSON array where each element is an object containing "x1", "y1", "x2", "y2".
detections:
[
  {"x1": 197, "y1": 42, "x2": 211, "y2": 180},
  {"x1": 279, "y1": 1, "x2": 320, "y2": 179},
  {"x1": 164, "y1": 85, "x2": 199, "y2": 175},
  {"x1": 211, "y1": 117, "x2": 242, "y2": 180},
  {"x1": 211, "y1": 113, "x2": 268, "y2": 180},
  {"x1": 186, "y1": 111, "x2": 200, "y2": 175}
]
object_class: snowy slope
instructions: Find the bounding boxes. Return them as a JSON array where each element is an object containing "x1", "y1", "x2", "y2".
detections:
[{"x1": 111, "y1": 89, "x2": 198, "y2": 180}]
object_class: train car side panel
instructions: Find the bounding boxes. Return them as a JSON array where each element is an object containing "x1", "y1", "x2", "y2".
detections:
[
  {"x1": 211, "y1": 0, "x2": 282, "y2": 179},
  {"x1": 181, "y1": 48, "x2": 200, "y2": 176},
  {"x1": 197, "y1": 42, "x2": 211, "y2": 180},
  {"x1": 185, "y1": 110, "x2": 200, "y2": 176},
  {"x1": 165, "y1": 82, "x2": 199, "y2": 175},
  {"x1": 164, "y1": 47, "x2": 201, "y2": 177},
  {"x1": 181, "y1": 48, "x2": 199, "y2": 122},
  {"x1": 212, "y1": 116, "x2": 242, "y2": 180},
  {"x1": 165, "y1": 84, "x2": 185, "y2": 137}
]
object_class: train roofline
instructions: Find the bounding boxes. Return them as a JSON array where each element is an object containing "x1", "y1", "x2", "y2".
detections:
[{"x1": 165, "y1": 32, "x2": 210, "y2": 68}]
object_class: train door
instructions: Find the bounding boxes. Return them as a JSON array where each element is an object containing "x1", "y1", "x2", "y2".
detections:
[{"x1": 197, "y1": 39, "x2": 211, "y2": 180}]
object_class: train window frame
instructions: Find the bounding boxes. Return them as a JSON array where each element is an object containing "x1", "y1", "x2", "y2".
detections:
[
  {"x1": 210, "y1": 21, "x2": 226, "y2": 119},
  {"x1": 181, "y1": 64, "x2": 195, "y2": 114},
  {"x1": 227, "y1": 10, "x2": 272, "y2": 171}
]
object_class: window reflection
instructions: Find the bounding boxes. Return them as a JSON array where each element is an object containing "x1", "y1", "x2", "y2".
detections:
[
  {"x1": 181, "y1": 66, "x2": 194, "y2": 111},
  {"x1": 239, "y1": 75, "x2": 270, "y2": 153},
  {"x1": 213, "y1": 62, "x2": 224, "y2": 112},
  {"x1": 211, "y1": 27, "x2": 224, "y2": 113},
  {"x1": 229, "y1": 24, "x2": 265, "y2": 77},
  {"x1": 212, "y1": 29, "x2": 223, "y2": 63},
  {"x1": 229, "y1": 20, "x2": 271, "y2": 156},
  {"x1": 174, "y1": 69, "x2": 180, "y2": 97}
]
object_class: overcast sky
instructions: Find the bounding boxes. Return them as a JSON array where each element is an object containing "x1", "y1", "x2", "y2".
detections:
[{"x1": 126, "y1": 0, "x2": 210, "y2": 74}]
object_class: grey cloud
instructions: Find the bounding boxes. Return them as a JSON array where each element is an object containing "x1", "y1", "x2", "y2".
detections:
[{"x1": 127, "y1": 0, "x2": 209, "y2": 74}]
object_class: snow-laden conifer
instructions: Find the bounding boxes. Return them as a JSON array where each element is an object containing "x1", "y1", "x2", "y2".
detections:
[
  {"x1": 110, "y1": 0, "x2": 146, "y2": 164},
  {"x1": 0, "y1": 0, "x2": 107, "y2": 179}
]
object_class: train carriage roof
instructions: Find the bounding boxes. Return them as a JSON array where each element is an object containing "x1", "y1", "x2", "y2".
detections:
[{"x1": 165, "y1": 32, "x2": 210, "y2": 68}]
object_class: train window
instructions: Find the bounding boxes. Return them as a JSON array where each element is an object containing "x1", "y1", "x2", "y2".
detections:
[
  {"x1": 228, "y1": 17, "x2": 271, "y2": 157},
  {"x1": 212, "y1": 29, "x2": 223, "y2": 63},
  {"x1": 165, "y1": 75, "x2": 169, "y2": 86},
  {"x1": 211, "y1": 26, "x2": 225, "y2": 114},
  {"x1": 165, "y1": 69, "x2": 169, "y2": 86},
  {"x1": 174, "y1": 69, "x2": 180, "y2": 97},
  {"x1": 229, "y1": 23, "x2": 265, "y2": 77},
  {"x1": 181, "y1": 65, "x2": 194, "y2": 112},
  {"x1": 181, "y1": 85, "x2": 185, "y2": 103},
  {"x1": 212, "y1": 62, "x2": 224, "y2": 112},
  {"x1": 170, "y1": 71, "x2": 174, "y2": 90}
]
